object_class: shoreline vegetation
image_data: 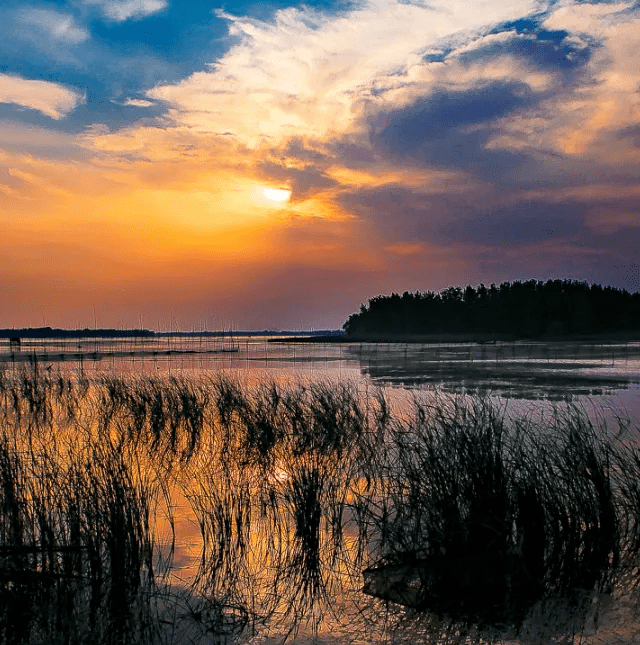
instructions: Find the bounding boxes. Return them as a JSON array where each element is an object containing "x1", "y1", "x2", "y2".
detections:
[
  {"x1": 0, "y1": 328, "x2": 338, "y2": 339},
  {"x1": 4, "y1": 279, "x2": 640, "y2": 347},
  {"x1": 2, "y1": 366, "x2": 640, "y2": 643}
]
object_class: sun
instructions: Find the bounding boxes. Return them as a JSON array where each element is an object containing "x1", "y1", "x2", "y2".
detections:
[{"x1": 263, "y1": 187, "x2": 291, "y2": 202}]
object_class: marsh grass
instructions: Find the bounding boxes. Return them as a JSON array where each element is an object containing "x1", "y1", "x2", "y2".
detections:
[
  {"x1": 93, "y1": 374, "x2": 207, "y2": 466},
  {"x1": 0, "y1": 424, "x2": 161, "y2": 644},
  {"x1": 358, "y1": 395, "x2": 629, "y2": 628},
  {"x1": 1, "y1": 364, "x2": 640, "y2": 643},
  {"x1": 187, "y1": 379, "x2": 369, "y2": 639}
]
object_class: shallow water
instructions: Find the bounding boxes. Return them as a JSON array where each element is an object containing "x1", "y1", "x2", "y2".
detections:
[
  {"x1": 3, "y1": 336, "x2": 640, "y2": 644},
  {"x1": 5, "y1": 336, "x2": 640, "y2": 470},
  {"x1": 3, "y1": 336, "x2": 640, "y2": 394}
]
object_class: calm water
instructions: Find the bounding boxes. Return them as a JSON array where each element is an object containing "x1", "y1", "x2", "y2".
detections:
[
  {"x1": 3, "y1": 335, "x2": 640, "y2": 405},
  {"x1": 3, "y1": 335, "x2": 640, "y2": 644}
]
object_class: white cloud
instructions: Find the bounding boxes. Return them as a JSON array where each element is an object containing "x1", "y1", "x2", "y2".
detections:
[
  {"x1": 93, "y1": 0, "x2": 640, "y2": 193},
  {"x1": 84, "y1": 0, "x2": 168, "y2": 22},
  {"x1": 122, "y1": 98, "x2": 155, "y2": 107},
  {"x1": 0, "y1": 74, "x2": 84, "y2": 120},
  {"x1": 16, "y1": 8, "x2": 89, "y2": 44},
  {"x1": 485, "y1": 3, "x2": 640, "y2": 158},
  {"x1": 145, "y1": 0, "x2": 543, "y2": 146}
]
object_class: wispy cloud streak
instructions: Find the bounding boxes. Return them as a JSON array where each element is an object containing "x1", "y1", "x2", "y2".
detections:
[
  {"x1": 83, "y1": 0, "x2": 168, "y2": 22},
  {"x1": 15, "y1": 7, "x2": 90, "y2": 44}
]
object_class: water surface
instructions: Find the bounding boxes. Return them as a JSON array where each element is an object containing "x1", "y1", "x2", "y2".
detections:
[{"x1": 2, "y1": 335, "x2": 640, "y2": 644}]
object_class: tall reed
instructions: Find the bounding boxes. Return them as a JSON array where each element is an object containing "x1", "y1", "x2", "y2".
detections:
[
  {"x1": 0, "y1": 426, "x2": 162, "y2": 644},
  {"x1": 1, "y1": 364, "x2": 640, "y2": 643},
  {"x1": 187, "y1": 378, "x2": 367, "y2": 638},
  {"x1": 359, "y1": 395, "x2": 627, "y2": 624}
]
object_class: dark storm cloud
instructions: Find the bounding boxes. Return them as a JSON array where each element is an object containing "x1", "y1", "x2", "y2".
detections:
[
  {"x1": 339, "y1": 184, "x2": 588, "y2": 248},
  {"x1": 354, "y1": 24, "x2": 598, "y2": 189},
  {"x1": 442, "y1": 200, "x2": 586, "y2": 247},
  {"x1": 325, "y1": 23, "x2": 623, "y2": 255},
  {"x1": 367, "y1": 81, "x2": 539, "y2": 186},
  {"x1": 374, "y1": 81, "x2": 534, "y2": 151}
]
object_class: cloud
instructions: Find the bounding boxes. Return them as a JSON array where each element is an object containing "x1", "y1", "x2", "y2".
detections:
[
  {"x1": 128, "y1": 0, "x2": 598, "y2": 198},
  {"x1": 257, "y1": 160, "x2": 337, "y2": 201},
  {"x1": 0, "y1": 74, "x2": 84, "y2": 119},
  {"x1": 82, "y1": 0, "x2": 640, "y2": 218},
  {"x1": 0, "y1": 120, "x2": 83, "y2": 158},
  {"x1": 146, "y1": 0, "x2": 541, "y2": 144},
  {"x1": 122, "y1": 98, "x2": 156, "y2": 107},
  {"x1": 7, "y1": 0, "x2": 640, "y2": 328},
  {"x1": 84, "y1": 0, "x2": 168, "y2": 22},
  {"x1": 370, "y1": 81, "x2": 537, "y2": 161},
  {"x1": 135, "y1": 0, "x2": 640, "y2": 191},
  {"x1": 15, "y1": 7, "x2": 89, "y2": 44},
  {"x1": 485, "y1": 2, "x2": 640, "y2": 157}
]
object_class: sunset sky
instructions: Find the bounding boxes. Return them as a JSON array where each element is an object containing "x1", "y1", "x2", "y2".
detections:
[{"x1": 2, "y1": 0, "x2": 640, "y2": 330}]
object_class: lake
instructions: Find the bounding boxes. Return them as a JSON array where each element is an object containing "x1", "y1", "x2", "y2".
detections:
[
  {"x1": 2, "y1": 335, "x2": 640, "y2": 644},
  {"x1": 4, "y1": 334, "x2": 640, "y2": 399}
]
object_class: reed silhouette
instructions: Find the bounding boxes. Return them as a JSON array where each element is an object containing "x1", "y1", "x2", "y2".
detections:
[
  {"x1": 0, "y1": 365, "x2": 639, "y2": 643},
  {"x1": 359, "y1": 396, "x2": 623, "y2": 624}
]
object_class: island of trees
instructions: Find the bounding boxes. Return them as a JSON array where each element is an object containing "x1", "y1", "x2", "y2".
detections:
[{"x1": 343, "y1": 279, "x2": 640, "y2": 339}]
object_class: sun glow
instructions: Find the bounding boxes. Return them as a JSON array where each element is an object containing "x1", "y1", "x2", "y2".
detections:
[{"x1": 263, "y1": 187, "x2": 291, "y2": 202}]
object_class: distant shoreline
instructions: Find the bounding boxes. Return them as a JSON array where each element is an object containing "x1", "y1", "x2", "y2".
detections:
[
  {"x1": 0, "y1": 328, "x2": 338, "y2": 340},
  {"x1": 0, "y1": 347, "x2": 241, "y2": 364},
  {"x1": 4, "y1": 328, "x2": 640, "y2": 345},
  {"x1": 271, "y1": 331, "x2": 640, "y2": 344}
]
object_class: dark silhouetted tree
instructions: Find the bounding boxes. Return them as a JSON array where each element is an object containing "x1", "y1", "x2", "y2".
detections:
[{"x1": 342, "y1": 280, "x2": 640, "y2": 337}]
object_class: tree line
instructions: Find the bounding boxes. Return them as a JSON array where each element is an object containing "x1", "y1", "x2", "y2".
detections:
[
  {"x1": 0, "y1": 327, "x2": 155, "y2": 339},
  {"x1": 342, "y1": 279, "x2": 640, "y2": 338}
]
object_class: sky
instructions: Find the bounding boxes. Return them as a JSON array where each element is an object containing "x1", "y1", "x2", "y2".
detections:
[{"x1": 2, "y1": 0, "x2": 640, "y2": 330}]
